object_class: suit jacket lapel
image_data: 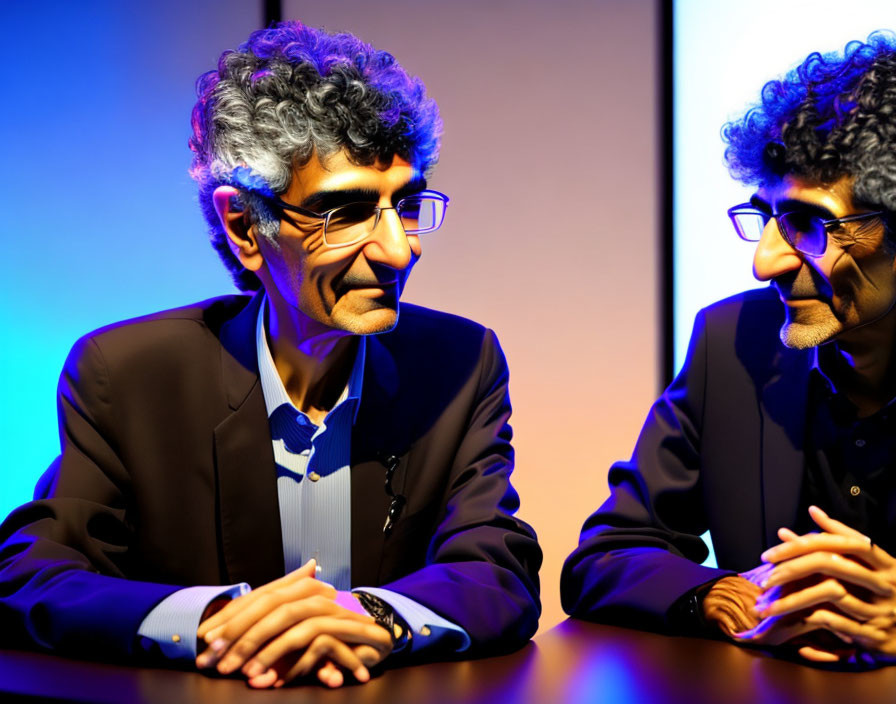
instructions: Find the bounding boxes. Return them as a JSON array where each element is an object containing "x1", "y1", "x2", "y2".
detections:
[
  {"x1": 214, "y1": 292, "x2": 285, "y2": 587},
  {"x1": 350, "y1": 334, "x2": 401, "y2": 586},
  {"x1": 759, "y1": 345, "x2": 812, "y2": 550}
]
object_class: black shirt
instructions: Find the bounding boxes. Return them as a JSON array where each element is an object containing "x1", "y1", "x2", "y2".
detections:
[{"x1": 801, "y1": 359, "x2": 896, "y2": 554}]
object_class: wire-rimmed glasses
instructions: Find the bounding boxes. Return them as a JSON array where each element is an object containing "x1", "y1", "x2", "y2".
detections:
[
  {"x1": 727, "y1": 203, "x2": 884, "y2": 257},
  {"x1": 254, "y1": 189, "x2": 449, "y2": 248}
]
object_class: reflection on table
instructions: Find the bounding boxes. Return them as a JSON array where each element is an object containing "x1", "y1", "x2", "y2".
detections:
[{"x1": 3, "y1": 619, "x2": 896, "y2": 703}]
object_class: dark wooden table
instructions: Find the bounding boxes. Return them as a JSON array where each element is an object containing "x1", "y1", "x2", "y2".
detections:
[{"x1": 3, "y1": 620, "x2": 896, "y2": 703}]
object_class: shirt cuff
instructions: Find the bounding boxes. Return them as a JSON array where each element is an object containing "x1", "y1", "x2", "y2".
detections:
[
  {"x1": 353, "y1": 587, "x2": 471, "y2": 654},
  {"x1": 136, "y1": 583, "x2": 250, "y2": 661}
]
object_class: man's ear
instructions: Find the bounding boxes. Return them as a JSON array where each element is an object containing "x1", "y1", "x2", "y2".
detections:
[{"x1": 212, "y1": 186, "x2": 264, "y2": 272}]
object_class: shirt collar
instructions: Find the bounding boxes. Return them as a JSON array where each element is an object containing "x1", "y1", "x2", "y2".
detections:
[
  {"x1": 810, "y1": 343, "x2": 896, "y2": 418},
  {"x1": 256, "y1": 295, "x2": 366, "y2": 423},
  {"x1": 809, "y1": 344, "x2": 837, "y2": 397}
]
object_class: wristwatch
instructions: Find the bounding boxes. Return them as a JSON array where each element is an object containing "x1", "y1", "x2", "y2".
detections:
[
  {"x1": 668, "y1": 580, "x2": 719, "y2": 637},
  {"x1": 355, "y1": 591, "x2": 412, "y2": 652}
]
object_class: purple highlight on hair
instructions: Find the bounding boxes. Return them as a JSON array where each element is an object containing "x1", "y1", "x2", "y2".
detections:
[
  {"x1": 250, "y1": 69, "x2": 274, "y2": 84},
  {"x1": 222, "y1": 165, "x2": 274, "y2": 197},
  {"x1": 723, "y1": 30, "x2": 896, "y2": 192}
]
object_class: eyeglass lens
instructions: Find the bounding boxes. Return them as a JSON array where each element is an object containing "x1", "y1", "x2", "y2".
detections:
[
  {"x1": 324, "y1": 196, "x2": 446, "y2": 245},
  {"x1": 731, "y1": 211, "x2": 826, "y2": 256},
  {"x1": 777, "y1": 212, "x2": 826, "y2": 256}
]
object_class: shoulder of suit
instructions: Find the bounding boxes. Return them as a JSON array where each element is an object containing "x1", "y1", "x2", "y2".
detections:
[
  {"x1": 387, "y1": 302, "x2": 492, "y2": 345},
  {"x1": 83, "y1": 295, "x2": 250, "y2": 337},
  {"x1": 69, "y1": 294, "x2": 252, "y2": 364},
  {"x1": 700, "y1": 287, "x2": 783, "y2": 328}
]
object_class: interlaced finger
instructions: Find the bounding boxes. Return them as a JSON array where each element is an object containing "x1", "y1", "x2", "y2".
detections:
[
  {"x1": 808, "y1": 505, "x2": 873, "y2": 541},
  {"x1": 248, "y1": 616, "x2": 392, "y2": 672},
  {"x1": 762, "y1": 534, "x2": 890, "y2": 570},
  {"x1": 278, "y1": 634, "x2": 369, "y2": 686},
  {"x1": 198, "y1": 560, "x2": 319, "y2": 639},
  {"x1": 759, "y1": 577, "x2": 893, "y2": 622},
  {"x1": 765, "y1": 552, "x2": 892, "y2": 595},
  {"x1": 209, "y1": 578, "x2": 336, "y2": 645},
  {"x1": 803, "y1": 608, "x2": 889, "y2": 647},
  {"x1": 218, "y1": 596, "x2": 373, "y2": 674}
]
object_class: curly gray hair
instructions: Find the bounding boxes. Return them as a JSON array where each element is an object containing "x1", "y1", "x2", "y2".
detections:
[{"x1": 189, "y1": 22, "x2": 442, "y2": 291}]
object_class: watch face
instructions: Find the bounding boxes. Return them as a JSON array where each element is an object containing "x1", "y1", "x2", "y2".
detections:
[{"x1": 356, "y1": 591, "x2": 409, "y2": 650}]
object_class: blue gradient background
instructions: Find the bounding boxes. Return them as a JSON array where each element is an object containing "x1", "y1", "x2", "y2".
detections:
[{"x1": 0, "y1": 1, "x2": 260, "y2": 519}]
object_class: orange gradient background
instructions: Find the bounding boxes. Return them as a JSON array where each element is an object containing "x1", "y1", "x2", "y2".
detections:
[{"x1": 283, "y1": 0, "x2": 662, "y2": 632}]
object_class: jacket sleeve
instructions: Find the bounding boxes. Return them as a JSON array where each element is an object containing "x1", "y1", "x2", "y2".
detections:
[
  {"x1": 379, "y1": 329, "x2": 542, "y2": 655},
  {"x1": 0, "y1": 336, "x2": 181, "y2": 658},
  {"x1": 560, "y1": 308, "x2": 734, "y2": 631}
]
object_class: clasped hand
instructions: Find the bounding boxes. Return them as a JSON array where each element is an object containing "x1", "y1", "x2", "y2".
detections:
[
  {"x1": 703, "y1": 505, "x2": 896, "y2": 664},
  {"x1": 195, "y1": 560, "x2": 393, "y2": 688}
]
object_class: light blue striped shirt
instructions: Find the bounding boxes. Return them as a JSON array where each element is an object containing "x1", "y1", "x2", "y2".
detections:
[{"x1": 137, "y1": 297, "x2": 469, "y2": 658}]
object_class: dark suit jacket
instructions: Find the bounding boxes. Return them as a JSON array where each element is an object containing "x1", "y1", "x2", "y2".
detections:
[
  {"x1": 561, "y1": 287, "x2": 813, "y2": 630},
  {"x1": 0, "y1": 293, "x2": 541, "y2": 659}
]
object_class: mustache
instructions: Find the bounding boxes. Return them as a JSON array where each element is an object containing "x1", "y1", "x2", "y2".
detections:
[
  {"x1": 773, "y1": 268, "x2": 831, "y2": 299},
  {"x1": 334, "y1": 270, "x2": 399, "y2": 293}
]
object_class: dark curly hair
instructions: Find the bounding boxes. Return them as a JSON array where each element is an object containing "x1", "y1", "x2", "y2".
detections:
[
  {"x1": 722, "y1": 31, "x2": 896, "y2": 216},
  {"x1": 190, "y1": 21, "x2": 442, "y2": 292}
]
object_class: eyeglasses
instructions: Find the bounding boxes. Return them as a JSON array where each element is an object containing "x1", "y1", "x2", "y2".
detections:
[
  {"x1": 727, "y1": 203, "x2": 884, "y2": 257},
  {"x1": 253, "y1": 189, "x2": 449, "y2": 248}
]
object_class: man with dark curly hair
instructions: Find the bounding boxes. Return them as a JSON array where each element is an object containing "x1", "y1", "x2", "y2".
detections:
[
  {"x1": 0, "y1": 22, "x2": 541, "y2": 688},
  {"x1": 562, "y1": 32, "x2": 896, "y2": 665}
]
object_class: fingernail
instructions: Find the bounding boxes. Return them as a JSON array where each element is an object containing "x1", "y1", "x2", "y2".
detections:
[
  {"x1": 210, "y1": 638, "x2": 229, "y2": 653},
  {"x1": 196, "y1": 653, "x2": 212, "y2": 668},
  {"x1": 243, "y1": 660, "x2": 264, "y2": 678},
  {"x1": 354, "y1": 666, "x2": 370, "y2": 682}
]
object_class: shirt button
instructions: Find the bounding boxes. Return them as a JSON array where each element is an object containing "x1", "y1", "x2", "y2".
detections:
[
  {"x1": 850, "y1": 485, "x2": 861, "y2": 497},
  {"x1": 308, "y1": 471, "x2": 321, "y2": 482},
  {"x1": 855, "y1": 438, "x2": 866, "y2": 448}
]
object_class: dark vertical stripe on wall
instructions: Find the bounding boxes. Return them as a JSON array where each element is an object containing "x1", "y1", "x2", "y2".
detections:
[
  {"x1": 264, "y1": 0, "x2": 282, "y2": 27},
  {"x1": 659, "y1": 0, "x2": 675, "y2": 388}
]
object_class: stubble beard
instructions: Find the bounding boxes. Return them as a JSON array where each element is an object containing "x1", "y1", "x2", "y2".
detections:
[
  {"x1": 333, "y1": 301, "x2": 399, "y2": 335},
  {"x1": 778, "y1": 307, "x2": 842, "y2": 350}
]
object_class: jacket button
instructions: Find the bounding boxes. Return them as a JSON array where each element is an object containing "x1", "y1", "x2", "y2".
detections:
[{"x1": 850, "y1": 485, "x2": 861, "y2": 496}]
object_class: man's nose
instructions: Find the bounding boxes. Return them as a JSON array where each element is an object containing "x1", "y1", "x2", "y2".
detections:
[
  {"x1": 364, "y1": 208, "x2": 415, "y2": 270},
  {"x1": 753, "y1": 218, "x2": 803, "y2": 281}
]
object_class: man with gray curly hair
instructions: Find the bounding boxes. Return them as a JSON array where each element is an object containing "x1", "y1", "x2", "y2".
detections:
[
  {"x1": 0, "y1": 22, "x2": 541, "y2": 688},
  {"x1": 563, "y1": 32, "x2": 896, "y2": 666}
]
